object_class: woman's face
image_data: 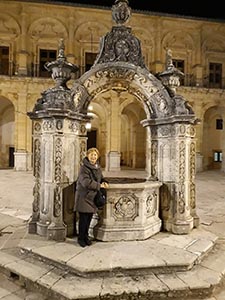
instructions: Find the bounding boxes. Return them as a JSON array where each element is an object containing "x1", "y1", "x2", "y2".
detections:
[{"x1": 87, "y1": 151, "x2": 98, "y2": 165}]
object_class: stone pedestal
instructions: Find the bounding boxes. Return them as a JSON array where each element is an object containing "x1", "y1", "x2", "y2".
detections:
[
  {"x1": 106, "y1": 151, "x2": 121, "y2": 171},
  {"x1": 91, "y1": 180, "x2": 162, "y2": 241},
  {"x1": 17, "y1": 51, "x2": 28, "y2": 76},
  {"x1": 196, "y1": 152, "x2": 203, "y2": 172},
  {"x1": 14, "y1": 150, "x2": 30, "y2": 171}
]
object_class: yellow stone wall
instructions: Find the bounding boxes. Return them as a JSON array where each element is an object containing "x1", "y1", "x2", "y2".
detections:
[{"x1": 1, "y1": 0, "x2": 225, "y2": 171}]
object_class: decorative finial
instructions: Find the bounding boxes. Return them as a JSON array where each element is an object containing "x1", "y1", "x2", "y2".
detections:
[
  {"x1": 166, "y1": 49, "x2": 174, "y2": 70},
  {"x1": 58, "y1": 38, "x2": 65, "y2": 60},
  {"x1": 112, "y1": 0, "x2": 131, "y2": 25},
  {"x1": 44, "y1": 39, "x2": 78, "y2": 90},
  {"x1": 157, "y1": 48, "x2": 184, "y2": 97}
]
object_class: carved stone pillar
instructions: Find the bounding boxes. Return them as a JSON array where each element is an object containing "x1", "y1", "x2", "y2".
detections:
[
  {"x1": 28, "y1": 118, "x2": 82, "y2": 240},
  {"x1": 27, "y1": 39, "x2": 89, "y2": 241},
  {"x1": 149, "y1": 122, "x2": 199, "y2": 234}
]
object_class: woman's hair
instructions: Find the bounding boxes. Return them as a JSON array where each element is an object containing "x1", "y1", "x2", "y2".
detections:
[{"x1": 87, "y1": 147, "x2": 100, "y2": 158}]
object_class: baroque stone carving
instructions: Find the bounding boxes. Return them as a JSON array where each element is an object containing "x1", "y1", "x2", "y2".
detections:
[
  {"x1": 190, "y1": 142, "x2": 196, "y2": 209},
  {"x1": 174, "y1": 94, "x2": 194, "y2": 115},
  {"x1": 71, "y1": 81, "x2": 91, "y2": 113},
  {"x1": 80, "y1": 140, "x2": 86, "y2": 165},
  {"x1": 68, "y1": 120, "x2": 79, "y2": 133},
  {"x1": 56, "y1": 119, "x2": 63, "y2": 130},
  {"x1": 178, "y1": 141, "x2": 185, "y2": 214},
  {"x1": 30, "y1": 39, "x2": 78, "y2": 114},
  {"x1": 158, "y1": 125, "x2": 174, "y2": 137},
  {"x1": 112, "y1": 0, "x2": 131, "y2": 25},
  {"x1": 54, "y1": 138, "x2": 62, "y2": 217},
  {"x1": 43, "y1": 120, "x2": 54, "y2": 131},
  {"x1": 94, "y1": 26, "x2": 146, "y2": 68},
  {"x1": 151, "y1": 141, "x2": 158, "y2": 178},
  {"x1": 113, "y1": 193, "x2": 138, "y2": 220},
  {"x1": 178, "y1": 183, "x2": 185, "y2": 214},
  {"x1": 33, "y1": 139, "x2": 41, "y2": 213},
  {"x1": 146, "y1": 192, "x2": 157, "y2": 216},
  {"x1": 34, "y1": 121, "x2": 41, "y2": 132}
]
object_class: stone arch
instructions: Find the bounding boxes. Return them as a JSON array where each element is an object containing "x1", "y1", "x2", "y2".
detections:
[
  {"x1": 74, "y1": 21, "x2": 109, "y2": 42},
  {"x1": 121, "y1": 100, "x2": 146, "y2": 168},
  {"x1": 202, "y1": 34, "x2": 225, "y2": 52},
  {"x1": 161, "y1": 30, "x2": 195, "y2": 71},
  {"x1": 202, "y1": 105, "x2": 225, "y2": 170},
  {"x1": 28, "y1": 18, "x2": 68, "y2": 76},
  {"x1": 118, "y1": 96, "x2": 139, "y2": 115},
  {"x1": 28, "y1": 17, "x2": 68, "y2": 40},
  {"x1": 86, "y1": 100, "x2": 109, "y2": 167},
  {"x1": 132, "y1": 26, "x2": 154, "y2": 48},
  {"x1": 162, "y1": 30, "x2": 194, "y2": 51},
  {"x1": 0, "y1": 13, "x2": 20, "y2": 39},
  {"x1": 132, "y1": 26, "x2": 154, "y2": 66},
  {"x1": 76, "y1": 62, "x2": 172, "y2": 120},
  {"x1": 0, "y1": 96, "x2": 15, "y2": 168},
  {"x1": 70, "y1": 54, "x2": 198, "y2": 235}
]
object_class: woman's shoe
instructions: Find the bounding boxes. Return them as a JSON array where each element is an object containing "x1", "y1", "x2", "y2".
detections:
[
  {"x1": 78, "y1": 239, "x2": 86, "y2": 247},
  {"x1": 85, "y1": 238, "x2": 92, "y2": 246}
]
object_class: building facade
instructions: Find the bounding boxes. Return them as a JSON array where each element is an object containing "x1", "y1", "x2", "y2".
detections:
[{"x1": 1, "y1": 0, "x2": 225, "y2": 172}]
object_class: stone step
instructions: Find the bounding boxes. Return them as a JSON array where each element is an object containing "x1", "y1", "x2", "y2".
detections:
[
  {"x1": 0, "y1": 272, "x2": 26, "y2": 300},
  {"x1": 0, "y1": 272, "x2": 45, "y2": 300},
  {"x1": 0, "y1": 242, "x2": 225, "y2": 300},
  {"x1": 17, "y1": 230, "x2": 217, "y2": 278}
]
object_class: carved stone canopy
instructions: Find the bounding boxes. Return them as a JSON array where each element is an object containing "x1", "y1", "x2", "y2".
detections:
[{"x1": 94, "y1": 26, "x2": 146, "y2": 68}]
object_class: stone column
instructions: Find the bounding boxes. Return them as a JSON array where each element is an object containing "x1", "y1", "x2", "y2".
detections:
[
  {"x1": 27, "y1": 39, "x2": 82, "y2": 241},
  {"x1": 28, "y1": 118, "x2": 82, "y2": 240},
  {"x1": 153, "y1": 122, "x2": 198, "y2": 234},
  {"x1": 67, "y1": 15, "x2": 76, "y2": 65},
  {"x1": 106, "y1": 96, "x2": 121, "y2": 171},
  {"x1": 17, "y1": 12, "x2": 28, "y2": 76},
  {"x1": 152, "y1": 20, "x2": 164, "y2": 74},
  {"x1": 14, "y1": 92, "x2": 29, "y2": 171},
  {"x1": 195, "y1": 104, "x2": 204, "y2": 172}
]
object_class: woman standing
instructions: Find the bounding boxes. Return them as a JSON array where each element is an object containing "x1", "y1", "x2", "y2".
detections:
[{"x1": 74, "y1": 148, "x2": 109, "y2": 247}]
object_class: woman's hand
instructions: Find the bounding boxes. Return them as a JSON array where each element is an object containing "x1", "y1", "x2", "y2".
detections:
[{"x1": 101, "y1": 182, "x2": 109, "y2": 188}]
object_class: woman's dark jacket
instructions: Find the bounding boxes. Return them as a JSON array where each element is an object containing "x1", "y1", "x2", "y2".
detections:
[{"x1": 74, "y1": 157, "x2": 106, "y2": 213}]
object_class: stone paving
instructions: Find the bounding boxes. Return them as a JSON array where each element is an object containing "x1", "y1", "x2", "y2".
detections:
[{"x1": 0, "y1": 169, "x2": 225, "y2": 299}]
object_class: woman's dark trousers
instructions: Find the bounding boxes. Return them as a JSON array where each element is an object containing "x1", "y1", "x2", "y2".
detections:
[{"x1": 78, "y1": 212, "x2": 93, "y2": 244}]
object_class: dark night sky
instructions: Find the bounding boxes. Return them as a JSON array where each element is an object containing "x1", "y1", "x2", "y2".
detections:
[{"x1": 47, "y1": 0, "x2": 225, "y2": 21}]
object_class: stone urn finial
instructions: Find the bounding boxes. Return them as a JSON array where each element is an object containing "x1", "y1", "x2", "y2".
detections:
[
  {"x1": 158, "y1": 49, "x2": 184, "y2": 96},
  {"x1": 112, "y1": 0, "x2": 131, "y2": 25},
  {"x1": 29, "y1": 39, "x2": 79, "y2": 113},
  {"x1": 44, "y1": 38, "x2": 78, "y2": 90}
]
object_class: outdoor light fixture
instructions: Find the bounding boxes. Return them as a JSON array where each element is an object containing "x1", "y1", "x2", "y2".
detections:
[{"x1": 85, "y1": 122, "x2": 92, "y2": 130}]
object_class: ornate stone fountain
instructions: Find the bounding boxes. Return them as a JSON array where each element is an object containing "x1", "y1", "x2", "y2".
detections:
[{"x1": 28, "y1": 0, "x2": 199, "y2": 242}]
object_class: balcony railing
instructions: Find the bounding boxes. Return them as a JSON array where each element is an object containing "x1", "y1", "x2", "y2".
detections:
[{"x1": 0, "y1": 64, "x2": 225, "y2": 90}]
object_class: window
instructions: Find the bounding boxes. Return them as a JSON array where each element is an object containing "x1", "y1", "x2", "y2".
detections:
[
  {"x1": 85, "y1": 53, "x2": 97, "y2": 72},
  {"x1": 216, "y1": 119, "x2": 223, "y2": 130},
  {"x1": 214, "y1": 151, "x2": 222, "y2": 162},
  {"x1": 173, "y1": 59, "x2": 184, "y2": 85},
  {"x1": 39, "y1": 49, "x2": 57, "y2": 77},
  {"x1": 209, "y1": 63, "x2": 222, "y2": 88},
  {"x1": 0, "y1": 46, "x2": 9, "y2": 75}
]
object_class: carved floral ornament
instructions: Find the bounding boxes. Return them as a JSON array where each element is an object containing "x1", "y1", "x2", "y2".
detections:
[
  {"x1": 28, "y1": 18, "x2": 67, "y2": 39},
  {"x1": 0, "y1": 14, "x2": 19, "y2": 38},
  {"x1": 113, "y1": 193, "x2": 138, "y2": 221},
  {"x1": 112, "y1": 0, "x2": 131, "y2": 25}
]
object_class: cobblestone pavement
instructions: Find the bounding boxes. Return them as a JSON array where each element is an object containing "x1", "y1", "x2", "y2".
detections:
[{"x1": 0, "y1": 169, "x2": 225, "y2": 299}]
